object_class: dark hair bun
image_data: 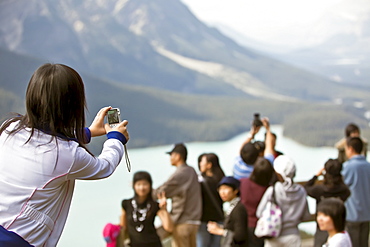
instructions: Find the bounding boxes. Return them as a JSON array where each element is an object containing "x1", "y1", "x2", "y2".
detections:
[{"x1": 325, "y1": 159, "x2": 342, "y2": 176}]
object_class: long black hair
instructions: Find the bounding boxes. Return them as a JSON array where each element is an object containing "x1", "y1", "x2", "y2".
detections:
[
  {"x1": 198, "y1": 153, "x2": 225, "y2": 182},
  {"x1": 250, "y1": 158, "x2": 274, "y2": 186},
  {"x1": 0, "y1": 63, "x2": 90, "y2": 153}
]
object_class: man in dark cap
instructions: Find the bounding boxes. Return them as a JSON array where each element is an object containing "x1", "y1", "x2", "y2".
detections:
[{"x1": 155, "y1": 143, "x2": 201, "y2": 247}]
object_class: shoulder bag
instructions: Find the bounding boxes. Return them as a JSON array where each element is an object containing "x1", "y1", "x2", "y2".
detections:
[{"x1": 254, "y1": 183, "x2": 282, "y2": 238}]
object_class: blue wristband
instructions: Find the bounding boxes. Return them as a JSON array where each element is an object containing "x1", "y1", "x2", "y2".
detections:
[
  {"x1": 84, "y1": 127, "x2": 91, "y2": 144},
  {"x1": 107, "y1": 131, "x2": 127, "y2": 145}
]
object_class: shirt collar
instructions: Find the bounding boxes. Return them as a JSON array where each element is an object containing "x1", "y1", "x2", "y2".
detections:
[{"x1": 226, "y1": 197, "x2": 240, "y2": 216}]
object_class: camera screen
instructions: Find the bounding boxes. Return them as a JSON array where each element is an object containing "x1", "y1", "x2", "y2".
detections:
[{"x1": 107, "y1": 109, "x2": 120, "y2": 124}]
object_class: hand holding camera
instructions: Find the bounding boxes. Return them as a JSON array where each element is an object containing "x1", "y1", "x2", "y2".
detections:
[
  {"x1": 261, "y1": 117, "x2": 270, "y2": 131},
  {"x1": 252, "y1": 113, "x2": 263, "y2": 128},
  {"x1": 105, "y1": 107, "x2": 131, "y2": 172},
  {"x1": 89, "y1": 106, "x2": 113, "y2": 137},
  {"x1": 88, "y1": 107, "x2": 129, "y2": 141},
  {"x1": 105, "y1": 107, "x2": 129, "y2": 142},
  {"x1": 249, "y1": 113, "x2": 262, "y2": 137}
]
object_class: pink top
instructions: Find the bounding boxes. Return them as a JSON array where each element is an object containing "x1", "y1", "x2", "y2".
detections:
[{"x1": 103, "y1": 223, "x2": 121, "y2": 247}]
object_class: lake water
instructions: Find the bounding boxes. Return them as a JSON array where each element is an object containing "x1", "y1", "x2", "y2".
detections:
[{"x1": 58, "y1": 125, "x2": 343, "y2": 246}]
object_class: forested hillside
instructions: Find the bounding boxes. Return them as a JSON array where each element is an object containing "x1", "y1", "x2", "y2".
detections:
[
  {"x1": 2, "y1": 49, "x2": 368, "y2": 153},
  {"x1": 1, "y1": 0, "x2": 369, "y2": 152}
]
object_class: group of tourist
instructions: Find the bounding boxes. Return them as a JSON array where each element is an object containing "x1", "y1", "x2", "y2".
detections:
[
  {"x1": 0, "y1": 63, "x2": 369, "y2": 247},
  {"x1": 114, "y1": 119, "x2": 370, "y2": 247}
]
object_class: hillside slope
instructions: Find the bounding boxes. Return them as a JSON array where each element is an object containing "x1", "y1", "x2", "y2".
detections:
[
  {"x1": 1, "y1": 48, "x2": 369, "y2": 152},
  {"x1": 1, "y1": 0, "x2": 366, "y2": 102}
]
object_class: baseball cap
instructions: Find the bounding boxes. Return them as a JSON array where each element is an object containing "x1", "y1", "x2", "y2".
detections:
[
  {"x1": 218, "y1": 176, "x2": 240, "y2": 191},
  {"x1": 166, "y1": 143, "x2": 188, "y2": 160}
]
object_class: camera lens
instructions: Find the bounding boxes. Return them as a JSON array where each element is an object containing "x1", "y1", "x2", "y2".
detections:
[{"x1": 253, "y1": 113, "x2": 262, "y2": 127}]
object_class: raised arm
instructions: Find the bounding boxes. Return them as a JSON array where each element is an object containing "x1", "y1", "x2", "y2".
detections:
[
  {"x1": 262, "y1": 117, "x2": 274, "y2": 156},
  {"x1": 304, "y1": 169, "x2": 323, "y2": 200},
  {"x1": 240, "y1": 125, "x2": 261, "y2": 153}
]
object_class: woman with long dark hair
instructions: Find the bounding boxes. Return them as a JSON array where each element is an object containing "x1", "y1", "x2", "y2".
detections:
[
  {"x1": 240, "y1": 157, "x2": 275, "y2": 247},
  {"x1": 304, "y1": 158, "x2": 351, "y2": 247},
  {"x1": 120, "y1": 171, "x2": 173, "y2": 247},
  {"x1": 197, "y1": 153, "x2": 225, "y2": 247},
  {"x1": 198, "y1": 153, "x2": 225, "y2": 182},
  {"x1": 0, "y1": 63, "x2": 129, "y2": 247}
]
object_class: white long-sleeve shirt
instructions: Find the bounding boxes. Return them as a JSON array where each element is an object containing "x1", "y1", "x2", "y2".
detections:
[{"x1": 0, "y1": 122, "x2": 124, "y2": 247}]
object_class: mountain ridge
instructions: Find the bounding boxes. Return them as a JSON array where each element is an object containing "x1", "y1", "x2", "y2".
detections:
[
  {"x1": 1, "y1": 0, "x2": 370, "y2": 150},
  {"x1": 1, "y1": 0, "x2": 365, "y2": 102},
  {"x1": 1, "y1": 47, "x2": 369, "y2": 151}
]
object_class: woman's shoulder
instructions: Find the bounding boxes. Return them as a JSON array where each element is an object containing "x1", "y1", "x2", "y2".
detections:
[
  {"x1": 230, "y1": 200, "x2": 247, "y2": 215},
  {"x1": 1, "y1": 120, "x2": 27, "y2": 138},
  {"x1": 240, "y1": 178, "x2": 268, "y2": 194},
  {"x1": 239, "y1": 177, "x2": 251, "y2": 185},
  {"x1": 203, "y1": 175, "x2": 217, "y2": 183},
  {"x1": 203, "y1": 175, "x2": 219, "y2": 187},
  {"x1": 121, "y1": 198, "x2": 133, "y2": 208}
]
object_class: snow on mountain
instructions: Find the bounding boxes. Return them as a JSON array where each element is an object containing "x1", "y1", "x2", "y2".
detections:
[{"x1": 0, "y1": 0, "x2": 361, "y2": 100}]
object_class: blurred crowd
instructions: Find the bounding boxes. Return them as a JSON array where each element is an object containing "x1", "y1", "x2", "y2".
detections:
[{"x1": 113, "y1": 118, "x2": 369, "y2": 247}]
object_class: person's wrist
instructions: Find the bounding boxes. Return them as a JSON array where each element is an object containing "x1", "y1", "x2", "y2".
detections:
[
  {"x1": 84, "y1": 127, "x2": 91, "y2": 143},
  {"x1": 106, "y1": 131, "x2": 127, "y2": 145}
]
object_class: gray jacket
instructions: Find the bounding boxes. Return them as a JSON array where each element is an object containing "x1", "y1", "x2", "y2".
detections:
[
  {"x1": 257, "y1": 181, "x2": 311, "y2": 236},
  {"x1": 156, "y1": 164, "x2": 202, "y2": 225}
]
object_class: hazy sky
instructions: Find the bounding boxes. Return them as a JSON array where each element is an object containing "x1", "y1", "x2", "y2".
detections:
[{"x1": 181, "y1": 0, "x2": 344, "y2": 48}]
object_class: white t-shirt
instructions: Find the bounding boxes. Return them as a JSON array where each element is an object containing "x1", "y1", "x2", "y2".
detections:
[
  {"x1": 323, "y1": 231, "x2": 352, "y2": 247},
  {"x1": 0, "y1": 122, "x2": 124, "y2": 247}
]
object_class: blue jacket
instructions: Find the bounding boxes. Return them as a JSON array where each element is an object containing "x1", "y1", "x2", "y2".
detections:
[{"x1": 342, "y1": 155, "x2": 370, "y2": 222}]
